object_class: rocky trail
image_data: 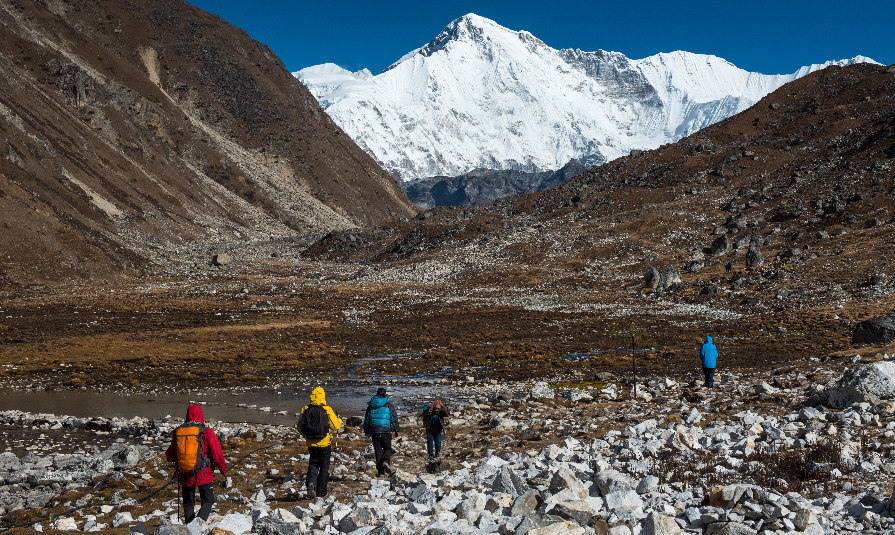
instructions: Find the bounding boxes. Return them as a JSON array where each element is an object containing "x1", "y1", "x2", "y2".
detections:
[{"x1": 4, "y1": 356, "x2": 895, "y2": 534}]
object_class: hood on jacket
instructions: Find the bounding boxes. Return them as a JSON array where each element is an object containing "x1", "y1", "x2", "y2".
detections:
[
  {"x1": 310, "y1": 387, "x2": 326, "y2": 405},
  {"x1": 368, "y1": 395, "x2": 389, "y2": 409},
  {"x1": 186, "y1": 404, "x2": 205, "y2": 424},
  {"x1": 705, "y1": 336, "x2": 713, "y2": 344}
]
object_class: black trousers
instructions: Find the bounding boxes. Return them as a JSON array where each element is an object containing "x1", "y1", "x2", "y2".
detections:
[
  {"x1": 703, "y1": 367, "x2": 716, "y2": 388},
  {"x1": 182, "y1": 482, "x2": 214, "y2": 522},
  {"x1": 307, "y1": 445, "x2": 331, "y2": 497},
  {"x1": 371, "y1": 433, "x2": 393, "y2": 474}
]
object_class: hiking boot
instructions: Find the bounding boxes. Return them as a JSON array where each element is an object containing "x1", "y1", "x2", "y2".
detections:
[
  {"x1": 383, "y1": 462, "x2": 394, "y2": 475},
  {"x1": 306, "y1": 483, "x2": 316, "y2": 500},
  {"x1": 428, "y1": 455, "x2": 435, "y2": 460}
]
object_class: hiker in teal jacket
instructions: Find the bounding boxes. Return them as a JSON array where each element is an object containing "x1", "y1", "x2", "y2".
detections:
[
  {"x1": 363, "y1": 387, "x2": 399, "y2": 476},
  {"x1": 700, "y1": 336, "x2": 719, "y2": 388}
]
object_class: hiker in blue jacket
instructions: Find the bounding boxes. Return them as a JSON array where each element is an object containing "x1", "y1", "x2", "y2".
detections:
[
  {"x1": 363, "y1": 387, "x2": 400, "y2": 476},
  {"x1": 700, "y1": 336, "x2": 719, "y2": 388},
  {"x1": 419, "y1": 400, "x2": 449, "y2": 460}
]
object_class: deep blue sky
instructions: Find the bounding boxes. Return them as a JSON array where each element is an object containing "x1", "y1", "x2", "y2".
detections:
[{"x1": 187, "y1": 0, "x2": 893, "y2": 75}]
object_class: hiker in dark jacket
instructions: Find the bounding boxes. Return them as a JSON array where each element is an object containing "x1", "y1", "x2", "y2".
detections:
[
  {"x1": 363, "y1": 387, "x2": 400, "y2": 476},
  {"x1": 700, "y1": 336, "x2": 719, "y2": 388},
  {"x1": 165, "y1": 404, "x2": 227, "y2": 523},
  {"x1": 419, "y1": 400, "x2": 449, "y2": 460}
]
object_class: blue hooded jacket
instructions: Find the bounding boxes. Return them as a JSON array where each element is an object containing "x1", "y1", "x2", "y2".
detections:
[
  {"x1": 364, "y1": 395, "x2": 399, "y2": 434},
  {"x1": 700, "y1": 336, "x2": 718, "y2": 368}
]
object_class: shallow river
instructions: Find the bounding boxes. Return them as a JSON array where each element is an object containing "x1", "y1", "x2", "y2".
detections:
[{"x1": 0, "y1": 383, "x2": 454, "y2": 426}]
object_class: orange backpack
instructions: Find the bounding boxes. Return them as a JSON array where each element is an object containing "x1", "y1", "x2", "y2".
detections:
[{"x1": 174, "y1": 423, "x2": 209, "y2": 474}]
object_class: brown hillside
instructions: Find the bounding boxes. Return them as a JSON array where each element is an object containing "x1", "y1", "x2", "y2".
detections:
[
  {"x1": 305, "y1": 63, "x2": 895, "y2": 312},
  {"x1": 0, "y1": 0, "x2": 416, "y2": 285}
]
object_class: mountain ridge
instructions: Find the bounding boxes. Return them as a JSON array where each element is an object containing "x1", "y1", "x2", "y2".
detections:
[{"x1": 297, "y1": 13, "x2": 877, "y2": 181}]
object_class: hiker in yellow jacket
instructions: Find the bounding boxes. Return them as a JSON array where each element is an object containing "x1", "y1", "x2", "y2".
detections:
[{"x1": 298, "y1": 387, "x2": 342, "y2": 499}]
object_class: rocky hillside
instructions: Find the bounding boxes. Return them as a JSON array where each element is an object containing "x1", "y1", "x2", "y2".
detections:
[
  {"x1": 0, "y1": 0, "x2": 416, "y2": 285},
  {"x1": 403, "y1": 160, "x2": 589, "y2": 209},
  {"x1": 305, "y1": 63, "x2": 895, "y2": 313}
]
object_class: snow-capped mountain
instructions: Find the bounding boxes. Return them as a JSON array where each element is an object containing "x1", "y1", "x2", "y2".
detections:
[{"x1": 296, "y1": 14, "x2": 877, "y2": 181}]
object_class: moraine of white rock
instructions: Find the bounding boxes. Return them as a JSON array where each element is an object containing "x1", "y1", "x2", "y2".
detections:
[
  {"x1": 7, "y1": 362, "x2": 895, "y2": 534},
  {"x1": 295, "y1": 14, "x2": 877, "y2": 181}
]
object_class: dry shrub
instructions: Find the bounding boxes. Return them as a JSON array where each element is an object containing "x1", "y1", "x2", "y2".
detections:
[{"x1": 656, "y1": 440, "x2": 851, "y2": 494}]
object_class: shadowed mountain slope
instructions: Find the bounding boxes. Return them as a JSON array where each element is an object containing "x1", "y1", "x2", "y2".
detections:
[
  {"x1": 402, "y1": 159, "x2": 589, "y2": 209},
  {"x1": 0, "y1": 0, "x2": 415, "y2": 285}
]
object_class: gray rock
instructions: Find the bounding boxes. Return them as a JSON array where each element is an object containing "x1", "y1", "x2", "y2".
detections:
[
  {"x1": 686, "y1": 261, "x2": 704, "y2": 273},
  {"x1": 710, "y1": 235, "x2": 731, "y2": 257},
  {"x1": 705, "y1": 522, "x2": 756, "y2": 535},
  {"x1": 255, "y1": 517, "x2": 304, "y2": 535},
  {"x1": 26, "y1": 492, "x2": 55, "y2": 509},
  {"x1": 798, "y1": 407, "x2": 824, "y2": 420},
  {"x1": 515, "y1": 513, "x2": 563, "y2": 535},
  {"x1": 113, "y1": 511, "x2": 134, "y2": 527},
  {"x1": 641, "y1": 512, "x2": 682, "y2": 535},
  {"x1": 853, "y1": 315, "x2": 895, "y2": 343},
  {"x1": 561, "y1": 389, "x2": 592, "y2": 402},
  {"x1": 604, "y1": 490, "x2": 643, "y2": 510},
  {"x1": 552, "y1": 500, "x2": 595, "y2": 526},
  {"x1": 112, "y1": 445, "x2": 141, "y2": 470},
  {"x1": 793, "y1": 509, "x2": 815, "y2": 531},
  {"x1": 636, "y1": 475, "x2": 659, "y2": 495},
  {"x1": 745, "y1": 245, "x2": 763, "y2": 268},
  {"x1": 154, "y1": 526, "x2": 189, "y2": 535},
  {"x1": 0, "y1": 453, "x2": 22, "y2": 472},
  {"x1": 413, "y1": 487, "x2": 438, "y2": 507},
  {"x1": 549, "y1": 468, "x2": 588, "y2": 500},
  {"x1": 530, "y1": 382, "x2": 555, "y2": 399},
  {"x1": 492, "y1": 467, "x2": 529, "y2": 499},
  {"x1": 657, "y1": 266, "x2": 681, "y2": 290},
  {"x1": 644, "y1": 267, "x2": 660, "y2": 289},
  {"x1": 826, "y1": 361, "x2": 895, "y2": 408},
  {"x1": 456, "y1": 493, "x2": 487, "y2": 524},
  {"x1": 700, "y1": 285, "x2": 719, "y2": 296},
  {"x1": 339, "y1": 506, "x2": 379, "y2": 532},
  {"x1": 345, "y1": 416, "x2": 365, "y2": 428},
  {"x1": 511, "y1": 490, "x2": 541, "y2": 517},
  {"x1": 212, "y1": 253, "x2": 231, "y2": 266},
  {"x1": 594, "y1": 469, "x2": 636, "y2": 496},
  {"x1": 869, "y1": 274, "x2": 887, "y2": 286},
  {"x1": 754, "y1": 383, "x2": 777, "y2": 395},
  {"x1": 527, "y1": 521, "x2": 585, "y2": 535},
  {"x1": 490, "y1": 417, "x2": 519, "y2": 432}
]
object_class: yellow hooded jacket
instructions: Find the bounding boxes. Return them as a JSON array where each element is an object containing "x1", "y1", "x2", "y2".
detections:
[{"x1": 299, "y1": 387, "x2": 342, "y2": 448}]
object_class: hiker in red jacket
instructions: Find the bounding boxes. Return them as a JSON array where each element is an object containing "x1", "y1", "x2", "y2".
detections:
[{"x1": 165, "y1": 404, "x2": 227, "y2": 523}]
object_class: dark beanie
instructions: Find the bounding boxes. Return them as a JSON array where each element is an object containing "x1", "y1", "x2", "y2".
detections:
[{"x1": 377, "y1": 387, "x2": 387, "y2": 397}]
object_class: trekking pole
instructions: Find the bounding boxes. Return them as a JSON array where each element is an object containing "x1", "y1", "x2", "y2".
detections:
[{"x1": 631, "y1": 333, "x2": 637, "y2": 399}]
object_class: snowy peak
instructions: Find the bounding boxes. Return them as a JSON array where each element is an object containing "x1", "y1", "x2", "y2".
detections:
[{"x1": 295, "y1": 15, "x2": 879, "y2": 181}]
